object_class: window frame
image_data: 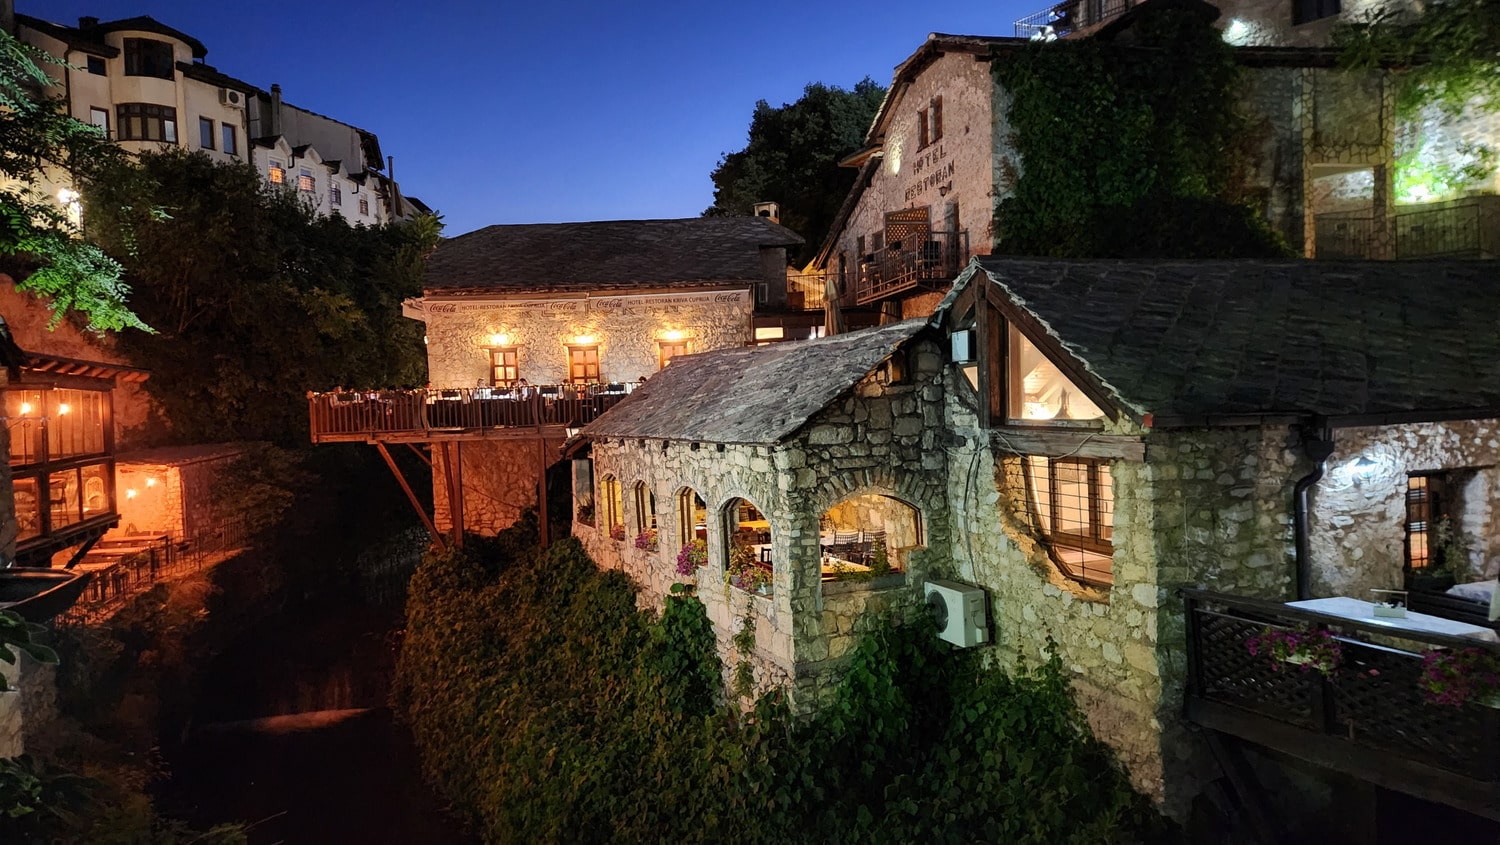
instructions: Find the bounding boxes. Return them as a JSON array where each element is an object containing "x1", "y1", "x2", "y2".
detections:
[
  {"x1": 488, "y1": 347, "x2": 519, "y2": 387},
  {"x1": 268, "y1": 160, "x2": 285, "y2": 184},
  {"x1": 330, "y1": 183, "x2": 342, "y2": 207},
  {"x1": 116, "y1": 103, "x2": 178, "y2": 143},
  {"x1": 657, "y1": 339, "x2": 690, "y2": 369},
  {"x1": 122, "y1": 37, "x2": 174, "y2": 79},
  {"x1": 632, "y1": 481, "x2": 656, "y2": 534},
  {"x1": 85, "y1": 55, "x2": 106, "y2": 75},
  {"x1": 221, "y1": 123, "x2": 238, "y2": 156},
  {"x1": 1404, "y1": 471, "x2": 1453, "y2": 572},
  {"x1": 566, "y1": 343, "x2": 601, "y2": 384},
  {"x1": 358, "y1": 194, "x2": 370, "y2": 216},
  {"x1": 297, "y1": 169, "x2": 315, "y2": 193},
  {"x1": 89, "y1": 106, "x2": 109, "y2": 135},
  {"x1": 198, "y1": 116, "x2": 215, "y2": 150},
  {"x1": 1020, "y1": 455, "x2": 1114, "y2": 586}
]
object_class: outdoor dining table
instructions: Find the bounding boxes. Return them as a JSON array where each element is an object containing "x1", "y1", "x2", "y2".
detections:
[{"x1": 1287, "y1": 596, "x2": 1499, "y2": 643}]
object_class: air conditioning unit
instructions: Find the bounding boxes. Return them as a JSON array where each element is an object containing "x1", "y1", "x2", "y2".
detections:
[
  {"x1": 925, "y1": 579, "x2": 989, "y2": 648},
  {"x1": 950, "y1": 329, "x2": 976, "y2": 363},
  {"x1": 218, "y1": 88, "x2": 242, "y2": 106}
]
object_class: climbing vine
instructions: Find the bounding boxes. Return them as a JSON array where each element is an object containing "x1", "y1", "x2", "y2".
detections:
[
  {"x1": 396, "y1": 516, "x2": 1172, "y2": 843},
  {"x1": 992, "y1": 6, "x2": 1289, "y2": 258}
]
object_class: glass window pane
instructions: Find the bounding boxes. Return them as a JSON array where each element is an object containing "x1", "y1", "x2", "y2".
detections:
[
  {"x1": 1052, "y1": 462, "x2": 1089, "y2": 534},
  {"x1": 1009, "y1": 329, "x2": 1104, "y2": 422},
  {"x1": 1098, "y1": 465, "x2": 1114, "y2": 540},
  {"x1": 49, "y1": 468, "x2": 81, "y2": 528},
  {"x1": 81, "y1": 462, "x2": 110, "y2": 518},
  {"x1": 13, "y1": 476, "x2": 39, "y2": 541}
]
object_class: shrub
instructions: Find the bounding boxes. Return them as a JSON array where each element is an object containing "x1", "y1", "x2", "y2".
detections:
[{"x1": 1418, "y1": 647, "x2": 1500, "y2": 707}]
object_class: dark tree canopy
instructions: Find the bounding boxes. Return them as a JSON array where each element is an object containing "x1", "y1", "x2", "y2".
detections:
[
  {"x1": 83, "y1": 149, "x2": 440, "y2": 444},
  {"x1": 705, "y1": 79, "x2": 886, "y2": 263}
]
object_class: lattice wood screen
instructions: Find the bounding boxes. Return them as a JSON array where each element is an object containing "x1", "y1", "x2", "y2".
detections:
[{"x1": 884, "y1": 207, "x2": 931, "y2": 251}]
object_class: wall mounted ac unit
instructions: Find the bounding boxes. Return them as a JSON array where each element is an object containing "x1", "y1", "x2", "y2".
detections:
[
  {"x1": 219, "y1": 88, "x2": 242, "y2": 106},
  {"x1": 925, "y1": 579, "x2": 989, "y2": 648},
  {"x1": 950, "y1": 329, "x2": 975, "y2": 363}
]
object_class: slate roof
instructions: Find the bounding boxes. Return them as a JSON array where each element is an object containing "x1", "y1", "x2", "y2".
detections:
[
  {"x1": 423, "y1": 218, "x2": 803, "y2": 294},
  {"x1": 584, "y1": 319, "x2": 928, "y2": 445},
  {"x1": 966, "y1": 258, "x2": 1500, "y2": 424}
]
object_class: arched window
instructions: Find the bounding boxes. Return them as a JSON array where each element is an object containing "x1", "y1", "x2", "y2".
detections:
[
  {"x1": 723, "y1": 497, "x2": 772, "y2": 596},
  {"x1": 675, "y1": 487, "x2": 707, "y2": 548},
  {"x1": 819, "y1": 493, "x2": 922, "y2": 581},
  {"x1": 600, "y1": 475, "x2": 624, "y2": 540},
  {"x1": 632, "y1": 481, "x2": 657, "y2": 536}
]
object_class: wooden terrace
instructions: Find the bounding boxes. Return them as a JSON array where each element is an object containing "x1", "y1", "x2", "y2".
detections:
[
  {"x1": 307, "y1": 385, "x2": 635, "y2": 444},
  {"x1": 1183, "y1": 589, "x2": 1500, "y2": 824}
]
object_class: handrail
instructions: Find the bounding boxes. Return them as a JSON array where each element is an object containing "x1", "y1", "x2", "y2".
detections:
[
  {"x1": 1180, "y1": 587, "x2": 1500, "y2": 654},
  {"x1": 307, "y1": 385, "x2": 634, "y2": 442}
]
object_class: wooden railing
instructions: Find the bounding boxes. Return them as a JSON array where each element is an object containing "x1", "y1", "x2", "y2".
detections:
[
  {"x1": 1014, "y1": 0, "x2": 1136, "y2": 37},
  {"x1": 853, "y1": 230, "x2": 968, "y2": 306},
  {"x1": 1183, "y1": 588, "x2": 1500, "y2": 805},
  {"x1": 308, "y1": 386, "x2": 635, "y2": 443},
  {"x1": 784, "y1": 272, "x2": 830, "y2": 311}
]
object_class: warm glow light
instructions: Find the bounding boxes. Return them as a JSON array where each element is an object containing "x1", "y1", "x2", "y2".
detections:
[
  {"x1": 661, "y1": 329, "x2": 685, "y2": 342},
  {"x1": 573, "y1": 334, "x2": 595, "y2": 346},
  {"x1": 57, "y1": 403, "x2": 70, "y2": 415},
  {"x1": 125, "y1": 489, "x2": 137, "y2": 499},
  {"x1": 489, "y1": 333, "x2": 510, "y2": 347},
  {"x1": 18, "y1": 402, "x2": 31, "y2": 415},
  {"x1": 145, "y1": 477, "x2": 157, "y2": 488},
  {"x1": 57, "y1": 188, "x2": 80, "y2": 205}
]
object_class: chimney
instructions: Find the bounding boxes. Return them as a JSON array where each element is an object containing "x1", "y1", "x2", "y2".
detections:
[
  {"x1": 269, "y1": 83, "x2": 283, "y2": 137},
  {"x1": 78, "y1": 15, "x2": 98, "y2": 28},
  {"x1": 753, "y1": 201, "x2": 781, "y2": 224}
]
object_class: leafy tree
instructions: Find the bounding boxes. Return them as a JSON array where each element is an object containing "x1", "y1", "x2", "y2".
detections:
[
  {"x1": 705, "y1": 79, "x2": 886, "y2": 261},
  {"x1": 0, "y1": 27, "x2": 149, "y2": 333},
  {"x1": 82, "y1": 149, "x2": 440, "y2": 443},
  {"x1": 1336, "y1": 0, "x2": 1500, "y2": 115}
]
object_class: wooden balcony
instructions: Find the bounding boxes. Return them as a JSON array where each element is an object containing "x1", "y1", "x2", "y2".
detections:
[
  {"x1": 783, "y1": 273, "x2": 829, "y2": 311},
  {"x1": 1315, "y1": 195, "x2": 1500, "y2": 260},
  {"x1": 1183, "y1": 589, "x2": 1500, "y2": 821},
  {"x1": 307, "y1": 386, "x2": 633, "y2": 444},
  {"x1": 852, "y1": 230, "x2": 968, "y2": 306},
  {"x1": 1014, "y1": 0, "x2": 1136, "y2": 38}
]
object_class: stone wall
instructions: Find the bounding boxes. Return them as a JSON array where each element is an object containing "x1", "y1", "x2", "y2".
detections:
[
  {"x1": 432, "y1": 436, "x2": 568, "y2": 536},
  {"x1": 579, "y1": 339, "x2": 950, "y2": 710},
  {"x1": 1310, "y1": 420, "x2": 1500, "y2": 598},
  {"x1": 1211, "y1": 0, "x2": 1418, "y2": 48},
  {"x1": 0, "y1": 652, "x2": 59, "y2": 758},
  {"x1": 414, "y1": 289, "x2": 753, "y2": 388}
]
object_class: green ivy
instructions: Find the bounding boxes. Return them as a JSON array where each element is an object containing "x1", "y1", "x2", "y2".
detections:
[
  {"x1": 992, "y1": 6, "x2": 1290, "y2": 259},
  {"x1": 395, "y1": 519, "x2": 1174, "y2": 843}
]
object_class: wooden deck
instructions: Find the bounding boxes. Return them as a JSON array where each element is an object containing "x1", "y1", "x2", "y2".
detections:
[{"x1": 307, "y1": 386, "x2": 632, "y2": 444}]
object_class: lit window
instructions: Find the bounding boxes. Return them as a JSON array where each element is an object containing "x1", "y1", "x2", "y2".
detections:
[
  {"x1": 1022, "y1": 456, "x2": 1113, "y2": 586},
  {"x1": 633, "y1": 481, "x2": 656, "y2": 534},
  {"x1": 567, "y1": 344, "x2": 600, "y2": 383},
  {"x1": 1405, "y1": 473, "x2": 1455, "y2": 572},
  {"x1": 221, "y1": 124, "x2": 238, "y2": 156},
  {"x1": 198, "y1": 117, "x2": 214, "y2": 150},
  {"x1": 676, "y1": 488, "x2": 707, "y2": 548},
  {"x1": 658, "y1": 339, "x2": 690, "y2": 369},
  {"x1": 116, "y1": 103, "x2": 177, "y2": 143},
  {"x1": 297, "y1": 170, "x2": 315, "y2": 192},
  {"x1": 600, "y1": 476, "x2": 624, "y2": 537},
  {"x1": 123, "y1": 38, "x2": 173, "y2": 79},
  {"x1": 1008, "y1": 327, "x2": 1103, "y2": 422},
  {"x1": 488, "y1": 347, "x2": 519, "y2": 386},
  {"x1": 269, "y1": 161, "x2": 284, "y2": 184}
]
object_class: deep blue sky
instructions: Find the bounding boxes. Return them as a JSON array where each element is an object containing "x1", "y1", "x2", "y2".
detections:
[{"x1": 28, "y1": 1, "x2": 1032, "y2": 236}]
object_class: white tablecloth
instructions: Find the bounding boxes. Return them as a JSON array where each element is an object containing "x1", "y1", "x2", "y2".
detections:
[{"x1": 1287, "y1": 597, "x2": 1499, "y2": 643}]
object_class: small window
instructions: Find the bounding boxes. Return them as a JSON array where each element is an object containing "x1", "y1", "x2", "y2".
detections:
[
  {"x1": 658, "y1": 339, "x2": 690, "y2": 369},
  {"x1": 89, "y1": 107, "x2": 109, "y2": 134},
  {"x1": 330, "y1": 184, "x2": 342, "y2": 206},
  {"x1": 567, "y1": 344, "x2": 600, "y2": 383},
  {"x1": 1405, "y1": 472, "x2": 1455, "y2": 571},
  {"x1": 1292, "y1": 0, "x2": 1341, "y2": 25},
  {"x1": 123, "y1": 38, "x2": 174, "y2": 79},
  {"x1": 359, "y1": 195, "x2": 370, "y2": 216},
  {"x1": 297, "y1": 170, "x2": 315, "y2": 192},
  {"x1": 1007, "y1": 325, "x2": 1104, "y2": 422},
  {"x1": 755, "y1": 283, "x2": 769, "y2": 304},
  {"x1": 221, "y1": 124, "x2": 238, "y2": 155},
  {"x1": 489, "y1": 347, "x2": 519, "y2": 386},
  {"x1": 918, "y1": 106, "x2": 930, "y2": 149},
  {"x1": 931, "y1": 95, "x2": 943, "y2": 143},
  {"x1": 198, "y1": 117, "x2": 214, "y2": 150},
  {"x1": 1022, "y1": 456, "x2": 1114, "y2": 586},
  {"x1": 86, "y1": 55, "x2": 105, "y2": 75},
  {"x1": 269, "y1": 164, "x2": 284, "y2": 184},
  {"x1": 601, "y1": 476, "x2": 624, "y2": 538},
  {"x1": 116, "y1": 103, "x2": 177, "y2": 143},
  {"x1": 632, "y1": 481, "x2": 656, "y2": 534}
]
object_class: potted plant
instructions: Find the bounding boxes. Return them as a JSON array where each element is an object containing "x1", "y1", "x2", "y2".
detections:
[
  {"x1": 727, "y1": 541, "x2": 771, "y2": 596},
  {"x1": 575, "y1": 501, "x2": 595, "y2": 526},
  {"x1": 609, "y1": 523, "x2": 626, "y2": 542},
  {"x1": 1418, "y1": 647, "x2": 1500, "y2": 708},
  {"x1": 634, "y1": 527, "x2": 658, "y2": 552},
  {"x1": 675, "y1": 539, "x2": 708, "y2": 576},
  {"x1": 1246, "y1": 626, "x2": 1343, "y2": 675}
]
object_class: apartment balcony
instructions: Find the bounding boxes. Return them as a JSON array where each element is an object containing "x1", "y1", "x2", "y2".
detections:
[
  {"x1": 1014, "y1": 0, "x2": 1136, "y2": 38},
  {"x1": 1315, "y1": 195, "x2": 1500, "y2": 260},
  {"x1": 853, "y1": 230, "x2": 969, "y2": 306},
  {"x1": 307, "y1": 386, "x2": 633, "y2": 444},
  {"x1": 1183, "y1": 589, "x2": 1500, "y2": 821}
]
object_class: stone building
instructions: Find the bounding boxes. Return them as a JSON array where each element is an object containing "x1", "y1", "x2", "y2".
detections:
[
  {"x1": 801, "y1": 0, "x2": 1498, "y2": 324},
  {"x1": 308, "y1": 217, "x2": 812, "y2": 540},
  {"x1": 571, "y1": 256, "x2": 1500, "y2": 832},
  {"x1": 13, "y1": 8, "x2": 415, "y2": 225}
]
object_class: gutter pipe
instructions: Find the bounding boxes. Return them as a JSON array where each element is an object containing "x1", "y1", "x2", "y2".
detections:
[{"x1": 1293, "y1": 418, "x2": 1334, "y2": 601}]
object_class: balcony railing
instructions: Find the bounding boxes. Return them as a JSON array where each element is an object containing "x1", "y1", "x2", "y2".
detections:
[
  {"x1": 1014, "y1": 0, "x2": 1136, "y2": 38},
  {"x1": 308, "y1": 386, "x2": 634, "y2": 444},
  {"x1": 1314, "y1": 195, "x2": 1500, "y2": 260},
  {"x1": 784, "y1": 273, "x2": 829, "y2": 311},
  {"x1": 1184, "y1": 589, "x2": 1500, "y2": 817},
  {"x1": 853, "y1": 230, "x2": 968, "y2": 306}
]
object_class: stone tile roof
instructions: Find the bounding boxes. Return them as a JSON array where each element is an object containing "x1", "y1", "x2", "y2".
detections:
[
  {"x1": 969, "y1": 257, "x2": 1500, "y2": 423},
  {"x1": 584, "y1": 319, "x2": 928, "y2": 445},
  {"x1": 423, "y1": 217, "x2": 803, "y2": 294}
]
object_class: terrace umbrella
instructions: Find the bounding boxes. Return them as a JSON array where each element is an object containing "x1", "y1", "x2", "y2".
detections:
[{"x1": 823, "y1": 272, "x2": 846, "y2": 336}]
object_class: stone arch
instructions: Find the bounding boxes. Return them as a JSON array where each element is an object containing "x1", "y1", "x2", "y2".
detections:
[
  {"x1": 599, "y1": 474, "x2": 624, "y2": 538},
  {"x1": 720, "y1": 494, "x2": 774, "y2": 596},
  {"x1": 630, "y1": 479, "x2": 656, "y2": 536},
  {"x1": 672, "y1": 485, "x2": 708, "y2": 550},
  {"x1": 819, "y1": 492, "x2": 924, "y2": 578}
]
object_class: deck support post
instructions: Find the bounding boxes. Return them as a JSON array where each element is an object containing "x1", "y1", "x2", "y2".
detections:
[{"x1": 375, "y1": 442, "x2": 444, "y2": 551}]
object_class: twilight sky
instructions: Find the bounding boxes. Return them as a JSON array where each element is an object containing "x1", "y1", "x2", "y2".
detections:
[{"x1": 28, "y1": 0, "x2": 1032, "y2": 236}]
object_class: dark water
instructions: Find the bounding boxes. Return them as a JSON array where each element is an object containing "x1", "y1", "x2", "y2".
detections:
[{"x1": 162, "y1": 599, "x2": 475, "y2": 845}]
